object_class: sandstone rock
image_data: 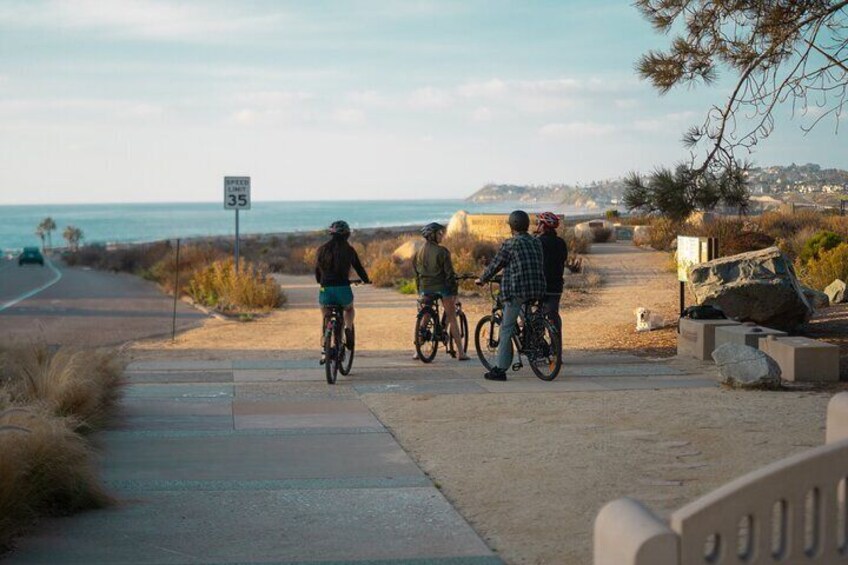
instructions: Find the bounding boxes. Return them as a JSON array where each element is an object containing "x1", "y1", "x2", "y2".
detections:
[
  {"x1": 825, "y1": 279, "x2": 847, "y2": 305},
  {"x1": 801, "y1": 286, "x2": 830, "y2": 310},
  {"x1": 391, "y1": 239, "x2": 424, "y2": 263},
  {"x1": 688, "y1": 246, "x2": 812, "y2": 331},
  {"x1": 711, "y1": 343, "x2": 782, "y2": 389},
  {"x1": 632, "y1": 225, "x2": 652, "y2": 246}
]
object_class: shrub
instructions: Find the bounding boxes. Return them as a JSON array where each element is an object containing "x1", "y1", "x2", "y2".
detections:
[
  {"x1": 0, "y1": 408, "x2": 112, "y2": 551},
  {"x1": 605, "y1": 209, "x2": 620, "y2": 220},
  {"x1": 397, "y1": 279, "x2": 417, "y2": 295},
  {"x1": 152, "y1": 244, "x2": 226, "y2": 294},
  {"x1": 187, "y1": 259, "x2": 284, "y2": 312},
  {"x1": 563, "y1": 228, "x2": 591, "y2": 255},
  {"x1": 647, "y1": 217, "x2": 681, "y2": 251},
  {"x1": 802, "y1": 243, "x2": 848, "y2": 291},
  {"x1": 367, "y1": 256, "x2": 402, "y2": 288},
  {"x1": 0, "y1": 346, "x2": 125, "y2": 433},
  {"x1": 800, "y1": 230, "x2": 844, "y2": 263}
]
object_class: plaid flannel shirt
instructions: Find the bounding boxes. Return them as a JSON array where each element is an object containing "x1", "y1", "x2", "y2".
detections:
[{"x1": 480, "y1": 232, "x2": 546, "y2": 301}]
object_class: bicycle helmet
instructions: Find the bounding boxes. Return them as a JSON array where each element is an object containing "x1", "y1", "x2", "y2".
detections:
[
  {"x1": 508, "y1": 210, "x2": 531, "y2": 233},
  {"x1": 536, "y1": 211, "x2": 560, "y2": 232},
  {"x1": 328, "y1": 220, "x2": 351, "y2": 237},
  {"x1": 421, "y1": 222, "x2": 446, "y2": 241}
]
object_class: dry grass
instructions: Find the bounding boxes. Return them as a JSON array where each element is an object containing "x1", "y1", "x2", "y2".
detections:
[
  {"x1": 0, "y1": 407, "x2": 112, "y2": 551},
  {"x1": 0, "y1": 345, "x2": 126, "y2": 433},
  {"x1": 0, "y1": 345, "x2": 125, "y2": 552},
  {"x1": 801, "y1": 243, "x2": 848, "y2": 291},
  {"x1": 188, "y1": 259, "x2": 285, "y2": 312}
]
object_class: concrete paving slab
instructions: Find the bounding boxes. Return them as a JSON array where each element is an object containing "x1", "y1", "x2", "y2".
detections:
[
  {"x1": 123, "y1": 384, "x2": 234, "y2": 400},
  {"x1": 563, "y1": 353, "x2": 648, "y2": 365},
  {"x1": 105, "y1": 476, "x2": 433, "y2": 492},
  {"x1": 7, "y1": 488, "x2": 496, "y2": 564},
  {"x1": 233, "y1": 369, "x2": 326, "y2": 383},
  {"x1": 125, "y1": 371, "x2": 234, "y2": 384},
  {"x1": 564, "y1": 363, "x2": 683, "y2": 377},
  {"x1": 121, "y1": 399, "x2": 233, "y2": 418},
  {"x1": 477, "y1": 378, "x2": 607, "y2": 393},
  {"x1": 354, "y1": 381, "x2": 489, "y2": 395},
  {"x1": 233, "y1": 359, "x2": 318, "y2": 370},
  {"x1": 597, "y1": 377, "x2": 715, "y2": 391},
  {"x1": 117, "y1": 415, "x2": 234, "y2": 431},
  {"x1": 99, "y1": 432, "x2": 423, "y2": 482},
  {"x1": 127, "y1": 360, "x2": 233, "y2": 371},
  {"x1": 235, "y1": 382, "x2": 358, "y2": 400},
  {"x1": 232, "y1": 399, "x2": 383, "y2": 430}
]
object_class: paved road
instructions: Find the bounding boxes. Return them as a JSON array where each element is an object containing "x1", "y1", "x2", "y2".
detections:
[{"x1": 0, "y1": 257, "x2": 206, "y2": 347}]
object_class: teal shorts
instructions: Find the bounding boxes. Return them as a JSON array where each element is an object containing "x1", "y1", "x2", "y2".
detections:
[{"x1": 319, "y1": 285, "x2": 354, "y2": 307}]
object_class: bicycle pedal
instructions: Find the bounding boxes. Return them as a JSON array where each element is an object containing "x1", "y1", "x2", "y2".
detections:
[{"x1": 511, "y1": 363, "x2": 522, "y2": 371}]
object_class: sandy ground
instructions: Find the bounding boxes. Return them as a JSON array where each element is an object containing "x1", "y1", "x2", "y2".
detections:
[
  {"x1": 131, "y1": 242, "x2": 679, "y2": 360},
  {"x1": 364, "y1": 389, "x2": 829, "y2": 565}
]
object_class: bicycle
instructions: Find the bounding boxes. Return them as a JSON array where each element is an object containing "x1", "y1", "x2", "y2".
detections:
[
  {"x1": 322, "y1": 280, "x2": 364, "y2": 384},
  {"x1": 473, "y1": 276, "x2": 562, "y2": 381},
  {"x1": 413, "y1": 275, "x2": 475, "y2": 363}
]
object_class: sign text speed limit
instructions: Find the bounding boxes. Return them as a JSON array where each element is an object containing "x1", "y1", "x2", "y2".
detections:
[{"x1": 224, "y1": 177, "x2": 251, "y2": 210}]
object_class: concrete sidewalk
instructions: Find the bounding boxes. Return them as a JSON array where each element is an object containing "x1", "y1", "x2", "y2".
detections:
[{"x1": 7, "y1": 352, "x2": 714, "y2": 564}]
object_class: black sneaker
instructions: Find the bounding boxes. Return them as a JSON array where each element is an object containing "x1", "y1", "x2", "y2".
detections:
[
  {"x1": 344, "y1": 328, "x2": 355, "y2": 350},
  {"x1": 484, "y1": 368, "x2": 507, "y2": 381}
]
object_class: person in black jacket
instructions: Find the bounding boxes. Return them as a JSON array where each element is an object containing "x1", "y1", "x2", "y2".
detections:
[
  {"x1": 315, "y1": 220, "x2": 370, "y2": 358},
  {"x1": 535, "y1": 212, "x2": 567, "y2": 336}
]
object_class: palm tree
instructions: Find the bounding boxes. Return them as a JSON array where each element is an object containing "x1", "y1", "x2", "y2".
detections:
[
  {"x1": 63, "y1": 225, "x2": 83, "y2": 252},
  {"x1": 39, "y1": 217, "x2": 57, "y2": 249},
  {"x1": 35, "y1": 226, "x2": 46, "y2": 251}
]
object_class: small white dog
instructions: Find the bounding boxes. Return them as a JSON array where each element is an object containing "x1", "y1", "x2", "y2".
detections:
[{"x1": 635, "y1": 307, "x2": 665, "y2": 332}]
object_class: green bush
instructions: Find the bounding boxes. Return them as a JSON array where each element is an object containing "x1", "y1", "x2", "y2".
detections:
[
  {"x1": 800, "y1": 231, "x2": 844, "y2": 264},
  {"x1": 605, "y1": 209, "x2": 620, "y2": 220},
  {"x1": 187, "y1": 259, "x2": 285, "y2": 312},
  {"x1": 801, "y1": 243, "x2": 848, "y2": 291},
  {"x1": 397, "y1": 279, "x2": 417, "y2": 295}
]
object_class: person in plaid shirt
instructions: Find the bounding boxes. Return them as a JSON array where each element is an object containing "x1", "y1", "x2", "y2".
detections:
[{"x1": 476, "y1": 210, "x2": 546, "y2": 381}]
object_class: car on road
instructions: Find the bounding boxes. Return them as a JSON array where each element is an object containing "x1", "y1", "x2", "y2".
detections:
[{"x1": 18, "y1": 247, "x2": 45, "y2": 267}]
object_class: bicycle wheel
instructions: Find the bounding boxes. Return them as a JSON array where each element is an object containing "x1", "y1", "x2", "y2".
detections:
[
  {"x1": 339, "y1": 325, "x2": 355, "y2": 376},
  {"x1": 474, "y1": 314, "x2": 501, "y2": 371},
  {"x1": 526, "y1": 316, "x2": 561, "y2": 381},
  {"x1": 459, "y1": 310, "x2": 469, "y2": 353},
  {"x1": 414, "y1": 308, "x2": 439, "y2": 363},
  {"x1": 324, "y1": 322, "x2": 339, "y2": 384}
]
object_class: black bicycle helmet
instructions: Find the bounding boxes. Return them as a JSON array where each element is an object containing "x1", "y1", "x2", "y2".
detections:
[
  {"x1": 508, "y1": 210, "x2": 530, "y2": 233},
  {"x1": 421, "y1": 222, "x2": 446, "y2": 241},
  {"x1": 328, "y1": 220, "x2": 351, "y2": 237}
]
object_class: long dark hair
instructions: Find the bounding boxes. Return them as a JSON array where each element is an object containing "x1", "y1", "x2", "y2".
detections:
[{"x1": 317, "y1": 234, "x2": 350, "y2": 273}]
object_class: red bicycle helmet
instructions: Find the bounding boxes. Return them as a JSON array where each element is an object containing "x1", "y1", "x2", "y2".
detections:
[{"x1": 536, "y1": 211, "x2": 560, "y2": 231}]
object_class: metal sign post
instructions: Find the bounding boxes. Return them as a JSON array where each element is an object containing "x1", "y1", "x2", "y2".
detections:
[{"x1": 224, "y1": 176, "x2": 251, "y2": 271}]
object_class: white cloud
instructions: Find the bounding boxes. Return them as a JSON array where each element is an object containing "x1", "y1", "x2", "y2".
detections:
[
  {"x1": 539, "y1": 121, "x2": 616, "y2": 138},
  {"x1": 333, "y1": 108, "x2": 366, "y2": 126},
  {"x1": 236, "y1": 90, "x2": 312, "y2": 107},
  {"x1": 471, "y1": 107, "x2": 492, "y2": 122},
  {"x1": 0, "y1": 97, "x2": 164, "y2": 121},
  {"x1": 457, "y1": 79, "x2": 507, "y2": 99},
  {"x1": 0, "y1": 0, "x2": 287, "y2": 42},
  {"x1": 614, "y1": 98, "x2": 639, "y2": 109},
  {"x1": 346, "y1": 90, "x2": 391, "y2": 108},
  {"x1": 408, "y1": 87, "x2": 453, "y2": 110}
]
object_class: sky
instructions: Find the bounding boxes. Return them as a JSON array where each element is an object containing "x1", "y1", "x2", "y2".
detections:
[{"x1": 0, "y1": 0, "x2": 845, "y2": 205}]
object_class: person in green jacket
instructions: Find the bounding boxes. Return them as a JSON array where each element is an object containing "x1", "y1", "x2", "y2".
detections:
[{"x1": 413, "y1": 222, "x2": 469, "y2": 361}]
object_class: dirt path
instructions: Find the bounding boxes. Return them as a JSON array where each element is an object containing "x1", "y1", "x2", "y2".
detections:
[{"x1": 563, "y1": 243, "x2": 676, "y2": 350}]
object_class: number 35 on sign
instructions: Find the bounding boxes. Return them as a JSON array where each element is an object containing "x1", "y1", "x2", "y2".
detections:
[{"x1": 224, "y1": 177, "x2": 251, "y2": 210}]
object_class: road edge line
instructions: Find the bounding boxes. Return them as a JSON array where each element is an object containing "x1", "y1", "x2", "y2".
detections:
[{"x1": 0, "y1": 257, "x2": 63, "y2": 313}]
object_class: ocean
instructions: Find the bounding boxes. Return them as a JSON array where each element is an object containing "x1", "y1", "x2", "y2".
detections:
[{"x1": 0, "y1": 200, "x2": 594, "y2": 253}]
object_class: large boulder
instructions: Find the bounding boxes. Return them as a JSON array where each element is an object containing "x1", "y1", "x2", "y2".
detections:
[
  {"x1": 802, "y1": 286, "x2": 830, "y2": 310},
  {"x1": 825, "y1": 279, "x2": 846, "y2": 305},
  {"x1": 712, "y1": 343, "x2": 782, "y2": 389},
  {"x1": 632, "y1": 225, "x2": 652, "y2": 246},
  {"x1": 391, "y1": 239, "x2": 424, "y2": 263},
  {"x1": 688, "y1": 246, "x2": 812, "y2": 331}
]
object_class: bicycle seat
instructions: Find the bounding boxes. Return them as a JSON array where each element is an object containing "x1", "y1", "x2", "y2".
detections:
[{"x1": 417, "y1": 293, "x2": 440, "y2": 305}]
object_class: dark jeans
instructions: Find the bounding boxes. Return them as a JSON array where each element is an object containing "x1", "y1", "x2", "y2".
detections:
[{"x1": 541, "y1": 293, "x2": 562, "y2": 337}]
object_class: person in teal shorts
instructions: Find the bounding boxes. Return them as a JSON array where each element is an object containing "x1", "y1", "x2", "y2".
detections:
[
  {"x1": 413, "y1": 222, "x2": 469, "y2": 361},
  {"x1": 315, "y1": 220, "x2": 370, "y2": 361}
]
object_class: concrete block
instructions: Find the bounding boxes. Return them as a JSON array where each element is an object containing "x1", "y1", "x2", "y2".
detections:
[
  {"x1": 714, "y1": 323, "x2": 786, "y2": 351},
  {"x1": 594, "y1": 498, "x2": 679, "y2": 565},
  {"x1": 676, "y1": 318, "x2": 741, "y2": 361},
  {"x1": 826, "y1": 393, "x2": 848, "y2": 444},
  {"x1": 760, "y1": 335, "x2": 840, "y2": 382}
]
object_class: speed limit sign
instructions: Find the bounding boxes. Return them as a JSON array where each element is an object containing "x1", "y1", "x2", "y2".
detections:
[{"x1": 224, "y1": 176, "x2": 251, "y2": 210}]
